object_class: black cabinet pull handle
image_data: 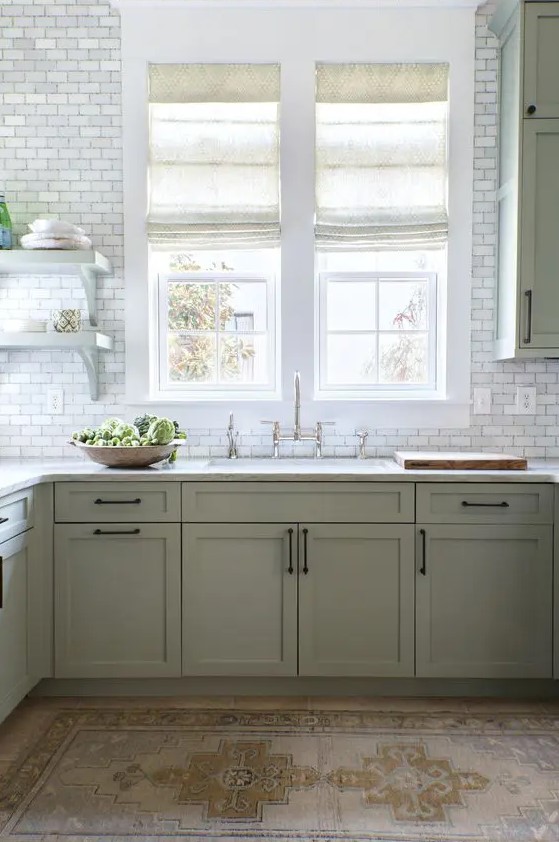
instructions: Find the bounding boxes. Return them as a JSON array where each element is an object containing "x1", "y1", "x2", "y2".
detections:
[
  {"x1": 526, "y1": 104, "x2": 537, "y2": 115},
  {"x1": 461, "y1": 500, "x2": 509, "y2": 508},
  {"x1": 0, "y1": 517, "x2": 8, "y2": 525},
  {"x1": 287, "y1": 528, "x2": 294, "y2": 574},
  {"x1": 93, "y1": 528, "x2": 141, "y2": 535},
  {"x1": 419, "y1": 529, "x2": 427, "y2": 576},
  {"x1": 94, "y1": 498, "x2": 141, "y2": 505},
  {"x1": 302, "y1": 528, "x2": 309, "y2": 574},
  {"x1": 524, "y1": 289, "x2": 533, "y2": 344}
]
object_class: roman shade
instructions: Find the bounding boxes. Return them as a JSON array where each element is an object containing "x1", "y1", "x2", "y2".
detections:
[
  {"x1": 315, "y1": 63, "x2": 449, "y2": 250},
  {"x1": 148, "y1": 64, "x2": 280, "y2": 249}
]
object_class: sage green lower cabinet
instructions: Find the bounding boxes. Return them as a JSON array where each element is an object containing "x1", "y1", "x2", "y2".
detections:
[
  {"x1": 54, "y1": 524, "x2": 181, "y2": 678},
  {"x1": 298, "y1": 524, "x2": 415, "y2": 677},
  {"x1": 416, "y1": 525, "x2": 553, "y2": 679},
  {"x1": 182, "y1": 524, "x2": 298, "y2": 676},
  {"x1": 0, "y1": 532, "x2": 41, "y2": 724}
]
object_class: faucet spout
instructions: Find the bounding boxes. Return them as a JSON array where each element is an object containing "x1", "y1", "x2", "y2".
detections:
[{"x1": 294, "y1": 370, "x2": 301, "y2": 440}]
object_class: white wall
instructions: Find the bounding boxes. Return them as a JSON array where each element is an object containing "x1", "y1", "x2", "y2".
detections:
[{"x1": 1, "y1": 0, "x2": 558, "y2": 459}]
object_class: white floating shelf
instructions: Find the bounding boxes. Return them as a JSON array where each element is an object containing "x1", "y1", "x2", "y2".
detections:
[
  {"x1": 0, "y1": 250, "x2": 112, "y2": 327},
  {"x1": 0, "y1": 331, "x2": 113, "y2": 401}
]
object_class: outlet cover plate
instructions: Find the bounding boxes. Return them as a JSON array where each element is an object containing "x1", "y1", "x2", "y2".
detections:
[
  {"x1": 47, "y1": 387, "x2": 64, "y2": 415},
  {"x1": 516, "y1": 385, "x2": 536, "y2": 415}
]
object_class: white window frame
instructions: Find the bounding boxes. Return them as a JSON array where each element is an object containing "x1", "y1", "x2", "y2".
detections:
[
  {"x1": 317, "y1": 271, "x2": 438, "y2": 398},
  {"x1": 117, "y1": 0, "x2": 479, "y2": 429},
  {"x1": 155, "y1": 271, "x2": 278, "y2": 399}
]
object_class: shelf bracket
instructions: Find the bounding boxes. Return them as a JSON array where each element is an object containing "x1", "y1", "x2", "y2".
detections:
[
  {"x1": 80, "y1": 266, "x2": 98, "y2": 327},
  {"x1": 78, "y1": 348, "x2": 99, "y2": 401}
]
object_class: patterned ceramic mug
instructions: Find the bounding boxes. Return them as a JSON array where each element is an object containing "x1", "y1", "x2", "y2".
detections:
[{"x1": 52, "y1": 308, "x2": 82, "y2": 333}]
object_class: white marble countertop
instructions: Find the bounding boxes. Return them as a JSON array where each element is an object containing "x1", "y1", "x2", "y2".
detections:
[{"x1": 1, "y1": 456, "x2": 559, "y2": 499}]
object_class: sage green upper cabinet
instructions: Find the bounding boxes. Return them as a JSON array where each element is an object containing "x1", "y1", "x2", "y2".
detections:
[
  {"x1": 524, "y1": 3, "x2": 559, "y2": 117},
  {"x1": 519, "y1": 120, "x2": 559, "y2": 347},
  {"x1": 182, "y1": 524, "x2": 297, "y2": 676},
  {"x1": 491, "y1": 0, "x2": 559, "y2": 359},
  {"x1": 298, "y1": 524, "x2": 415, "y2": 678}
]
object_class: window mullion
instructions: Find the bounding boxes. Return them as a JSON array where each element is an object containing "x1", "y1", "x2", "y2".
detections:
[
  {"x1": 280, "y1": 59, "x2": 316, "y2": 399},
  {"x1": 375, "y1": 280, "x2": 380, "y2": 383},
  {"x1": 215, "y1": 281, "x2": 221, "y2": 384}
]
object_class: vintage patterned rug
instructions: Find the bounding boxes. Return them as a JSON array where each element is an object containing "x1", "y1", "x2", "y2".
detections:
[{"x1": 1, "y1": 706, "x2": 559, "y2": 840}]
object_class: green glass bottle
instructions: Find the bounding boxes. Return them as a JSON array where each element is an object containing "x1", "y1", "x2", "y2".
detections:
[{"x1": 0, "y1": 193, "x2": 12, "y2": 249}]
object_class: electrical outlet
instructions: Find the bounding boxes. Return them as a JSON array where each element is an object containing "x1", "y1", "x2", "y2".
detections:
[
  {"x1": 47, "y1": 387, "x2": 64, "y2": 415},
  {"x1": 473, "y1": 387, "x2": 491, "y2": 414},
  {"x1": 516, "y1": 385, "x2": 536, "y2": 415}
]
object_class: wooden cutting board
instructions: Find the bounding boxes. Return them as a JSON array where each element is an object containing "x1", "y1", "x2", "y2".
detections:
[{"x1": 394, "y1": 451, "x2": 528, "y2": 470}]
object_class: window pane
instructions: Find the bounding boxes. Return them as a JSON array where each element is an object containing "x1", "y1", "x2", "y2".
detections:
[
  {"x1": 379, "y1": 333, "x2": 428, "y2": 384},
  {"x1": 220, "y1": 335, "x2": 267, "y2": 383},
  {"x1": 168, "y1": 334, "x2": 217, "y2": 383},
  {"x1": 219, "y1": 282, "x2": 267, "y2": 331},
  {"x1": 326, "y1": 334, "x2": 376, "y2": 384},
  {"x1": 327, "y1": 281, "x2": 376, "y2": 331},
  {"x1": 167, "y1": 283, "x2": 216, "y2": 331},
  {"x1": 378, "y1": 281, "x2": 428, "y2": 330}
]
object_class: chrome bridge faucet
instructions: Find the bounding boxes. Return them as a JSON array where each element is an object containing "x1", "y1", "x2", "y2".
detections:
[{"x1": 262, "y1": 371, "x2": 334, "y2": 458}]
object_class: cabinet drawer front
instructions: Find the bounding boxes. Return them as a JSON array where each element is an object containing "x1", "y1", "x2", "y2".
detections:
[
  {"x1": 416, "y1": 483, "x2": 553, "y2": 524},
  {"x1": 182, "y1": 482, "x2": 414, "y2": 523},
  {"x1": 55, "y1": 482, "x2": 180, "y2": 522},
  {"x1": 0, "y1": 488, "x2": 34, "y2": 543}
]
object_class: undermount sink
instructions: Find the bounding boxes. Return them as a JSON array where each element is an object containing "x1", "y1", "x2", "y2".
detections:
[{"x1": 206, "y1": 457, "x2": 394, "y2": 470}]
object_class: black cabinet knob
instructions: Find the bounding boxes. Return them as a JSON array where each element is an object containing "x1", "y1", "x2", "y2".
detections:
[{"x1": 526, "y1": 104, "x2": 537, "y2": 115}]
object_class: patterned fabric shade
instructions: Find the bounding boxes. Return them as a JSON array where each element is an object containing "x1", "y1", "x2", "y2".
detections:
[
  {"x1": 315, "y1": 63, "x2": 449, "y2": 250},
  {"x1": 148, "y1": 64, "x2": 280, "y2": 249}
]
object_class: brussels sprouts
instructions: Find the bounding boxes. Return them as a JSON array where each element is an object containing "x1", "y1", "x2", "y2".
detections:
[
  {"x1": 130, "y1": 439, "x2": 140, "y2": 447},
  {"x1": 146, "y1": 417, "x2": 175, "y2": 445},
  {"x1": 94, "y1": 439, "x2": 108, "y2": 447},
  {"x1": 73, "y1": 428, "x2": 96, "y2": 443},
  {"x1": 85, "y1": 439, "x2": 95, "y2": 446}
]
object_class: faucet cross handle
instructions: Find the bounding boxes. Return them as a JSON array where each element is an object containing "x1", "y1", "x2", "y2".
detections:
[
  {"x1": 357, "y1": 429, "x2": 369, "y2": 459},
  {"x1": 226, "y1": 411, "x2": 239, "y2": 459}
]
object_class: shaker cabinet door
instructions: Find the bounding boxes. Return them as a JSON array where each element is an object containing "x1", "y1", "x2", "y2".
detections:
[
  {"x1": 182, "y1": 523, "x2": 297, "y2": 676},
  {"x1": 519, "y1": 121, "x2": 559, "y2": 349},
  {"x1": 416, "y1": 525, "x2": 552, "y2": 678},
  {"x1": 0, "y1": 533, "x2": 39, "y2": 723},
  {"x1": 54, "y1": 524, "x2": 181, "y2": 678},
  {"x1": 524, "y1": 3, "x2": 559, "y2": 118},
  {"x1": 298, "y1": 524, "x2": 415, "y2": 677}
]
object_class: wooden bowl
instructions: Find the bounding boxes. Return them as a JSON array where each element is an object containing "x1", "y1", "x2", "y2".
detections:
[{"x1": 69, "y1": 440, "x2": 184, "y2": 468}]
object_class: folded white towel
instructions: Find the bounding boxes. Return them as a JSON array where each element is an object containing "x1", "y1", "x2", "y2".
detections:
[
  {"x1": 20, "y1": 232, "x2": 92, "y2": 250},
  {"x1": 21, "y1": 232, "x2": 86, "y2": 243},
  {"x1": 28, "y1": 219, "x2": 85, "y2": 237}
]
